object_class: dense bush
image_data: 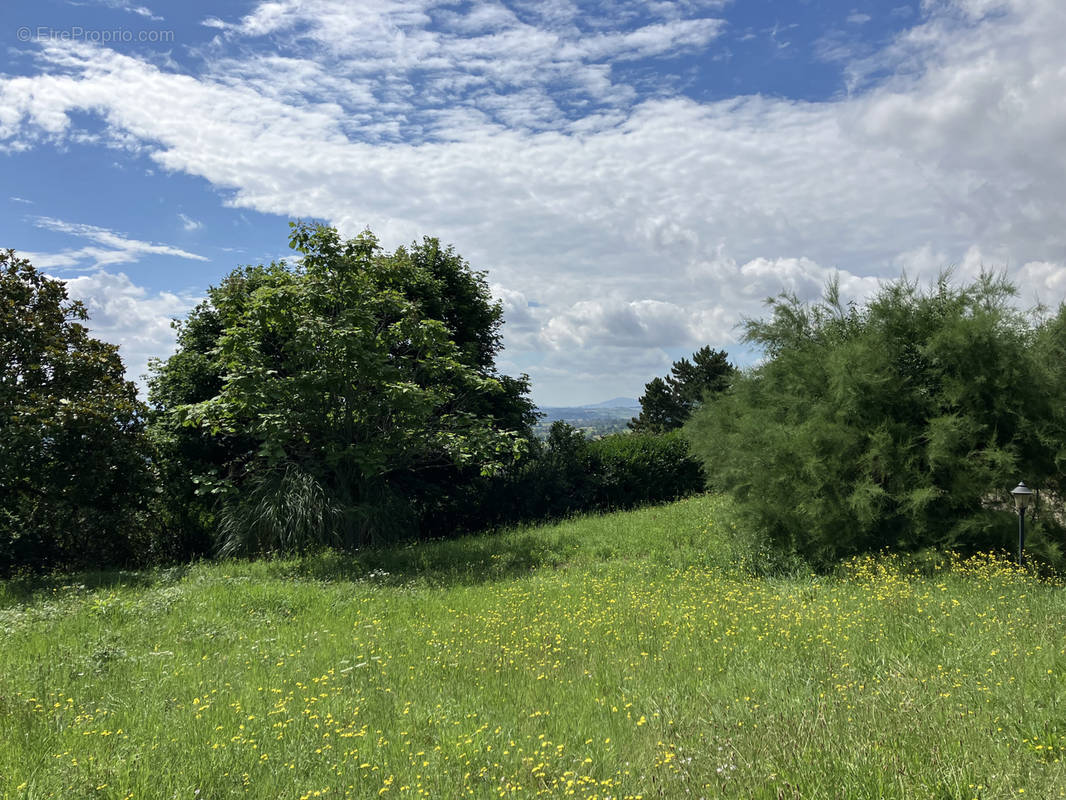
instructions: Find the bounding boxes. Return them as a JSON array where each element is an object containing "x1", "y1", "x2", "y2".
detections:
[
  {"x1": 589, "y1": 430, "x2": 706, "y2": 508},
  {"x1": 426, "y1": 423, "x2": 706, "y2": 535},
  {"x1": 686, "y1": 273, "x2": 1066, "y2": 567},
  {"x1": 0, "y1": 251, "x2": 156, "y2": 574}
]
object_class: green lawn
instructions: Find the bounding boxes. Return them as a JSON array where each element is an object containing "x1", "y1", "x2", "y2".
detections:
[{"x1": 1, "y1": 495, "x2": 1064, "y2": 799}]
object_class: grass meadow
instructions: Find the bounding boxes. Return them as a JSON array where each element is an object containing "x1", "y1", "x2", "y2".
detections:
[{"x1": 1, "y1": 495, "x2": 1065, "y2": 799}]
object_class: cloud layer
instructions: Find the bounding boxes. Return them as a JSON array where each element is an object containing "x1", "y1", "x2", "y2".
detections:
[{"x1": 3, "y1": 0, "x2": 1066, "y2": 402}]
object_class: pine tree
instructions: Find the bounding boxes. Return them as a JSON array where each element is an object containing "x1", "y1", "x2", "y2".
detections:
[{"x1": 629, "y1": 346, "x2": 735, "y2": 433}]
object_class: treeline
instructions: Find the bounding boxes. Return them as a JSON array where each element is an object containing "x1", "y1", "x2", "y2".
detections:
[
  {"x1": 8, "y1": 224, "x2": 1066, "y2": 576},
  {"x1": 0, "y1": 227, "x2": 703, "y2": 575},
  {"x1": 425, "y1": 425, "x2": 704, "y2": 537}
]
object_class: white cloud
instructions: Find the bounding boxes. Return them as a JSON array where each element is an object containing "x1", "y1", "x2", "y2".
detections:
[
  {"x1": 22, "y1": 216, "x2": 208, "y2": 270},
  {"x1": 575, "y1": 19, "x2": 725, "y2": 61},
  {"x1": 3, "y1": 0, "x2": 1066, "y2": 402},
  {"x1": 60, "y1": 270, "x2": 198, "y2": 387},
  {"x1": 1016, "y1": 260, "x2": 1066, "y2": 303},
  {"x1": 72, "y1": 0, "x2": 163, "y2": 21},
  {"x1": 491, "y1": 283, "x2": 542, "y2": 333},
  {"x1": 178, "y1": 212, "x2": 203, "y2": 231},
  {"x1": 541, "y1": 298, "x2": 695, "y2": 350},
  {"x1": 197, "y1": 0, "x2": 725, "y2": 134}
]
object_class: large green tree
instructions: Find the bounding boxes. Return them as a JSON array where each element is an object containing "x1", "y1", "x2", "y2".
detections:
[
  {"x1": 149, "y1": 223, "x2": 535, "y2": 555},
  {"x1": 686, "y1": 274, "x2": 1066, "y2": 566},
  {"x1": 630, "y1": 345, "x2": 735, "y2": 433},
  {"x1": 0, "y1": 250, "x2": 154, "y2": 573}
]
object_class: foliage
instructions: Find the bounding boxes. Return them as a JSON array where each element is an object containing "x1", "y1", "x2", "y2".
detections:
[
  {"x1": 429, "y1": 422, "x2": 706, "y2": 534},
  {"x1": 0, "y1": 250, "x2": 155, "y2": 574},
  {"x1": 589, "y1": 428, "x2": 706, "y2": 508},
  {"x1": 629, "y1": 345, "x2": 735, "y2": 433},
  {"x1": 148, "y1": 223, "x2": 536, "y2": 556},
  {"x1": 686, "y1": 272, "x2": 1066, "y2": 566}
]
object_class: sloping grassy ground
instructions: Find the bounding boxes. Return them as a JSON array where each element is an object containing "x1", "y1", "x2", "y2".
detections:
[{"x1": 1, "y1": 495, "x2": 1064, "y2": 799}]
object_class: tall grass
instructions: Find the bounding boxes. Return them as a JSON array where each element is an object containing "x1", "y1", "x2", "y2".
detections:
[
  {"x1": 216, "y1": 466, "x2": 415, "y2": 557},
  {"x1": 1, "y1": 495, "x2": 1064, "y2": 798}
]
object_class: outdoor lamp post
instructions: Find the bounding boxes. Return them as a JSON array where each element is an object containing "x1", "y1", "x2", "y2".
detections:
[{"x1": 1011, "y1": 481, "x2": 1034, "y2": 566}]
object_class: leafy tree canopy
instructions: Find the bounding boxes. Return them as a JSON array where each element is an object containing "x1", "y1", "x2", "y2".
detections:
[
  {"x1": 686, "y1": 273, "x2": 1066, "y2": 567},
  {"x1": 0, "y1": 250, "x2": 153, "y2": 573},
  {"x1": 630, "y1": 345, "x2": 735, "y2": 433},
  {"x1": 149, "y1": 223, "x2": 535, "y2": 555}
]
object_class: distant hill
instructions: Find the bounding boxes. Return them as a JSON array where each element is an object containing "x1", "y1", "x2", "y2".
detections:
[
  {"x1": 582, "y1": 397, "x2": 640, "y2": 409},
  {"x1": 536, "y1": 397, "x2": 639, "y2": 414}
]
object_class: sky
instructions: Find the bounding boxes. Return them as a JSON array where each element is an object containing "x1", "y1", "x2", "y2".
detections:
[{"x1": 2, "y1": 0, "x2": 1065, "y2": 406}]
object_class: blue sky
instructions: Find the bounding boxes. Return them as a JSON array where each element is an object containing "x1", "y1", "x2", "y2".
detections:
[{"x1": 2, "y1": 0, "x2": 1065, "y2": 405}]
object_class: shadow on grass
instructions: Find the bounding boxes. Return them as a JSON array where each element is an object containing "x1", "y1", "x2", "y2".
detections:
[
  {"x1": 0, "y1": 565, "x2": 191, "y2": 608},
  {"x1": 0, "y1": 526, "x2": 586, "y2": 605},
  {"x1": 2, "y1": 496, "x2": 719, "y2": 601},
  {"x1": 277, "y1": 528, "x2": 584, "y2": 588}
]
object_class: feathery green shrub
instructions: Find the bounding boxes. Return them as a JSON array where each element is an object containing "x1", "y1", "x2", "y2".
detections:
[{"x1": 687, "y1": 273, "x2": 1066, "y2": 567}]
